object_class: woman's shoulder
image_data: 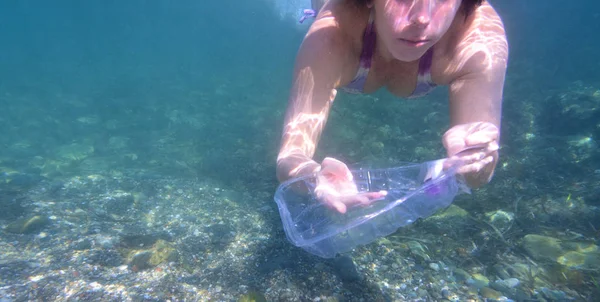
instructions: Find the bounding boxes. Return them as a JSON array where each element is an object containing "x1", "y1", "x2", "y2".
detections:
[
  {"x1": 437, "y1": 2, "x2": 508, "y2": 81},
  {"x1": 307, "y1": 0, "x2": 370, "y2": 49},
  {"x1": 466, "y1": 2, "x2": 507, "y2": 48}
]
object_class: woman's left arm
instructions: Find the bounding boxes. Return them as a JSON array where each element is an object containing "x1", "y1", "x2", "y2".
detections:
[{"x1": 444, "y1": 5, "x2": 509, "y2": 188}]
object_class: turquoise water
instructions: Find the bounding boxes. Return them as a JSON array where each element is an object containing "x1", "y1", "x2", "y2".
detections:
[
  {"x1": 0, "y1": 0, "x2": 304, "y2": 188},
  {"x1": 1, "y1": 0, "x2": 599, "y2": 300}
]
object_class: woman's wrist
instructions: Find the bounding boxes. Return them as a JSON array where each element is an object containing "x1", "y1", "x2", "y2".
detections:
[
  {"x1": 293, "y1": 160, "x2": 321, "y2": 177},
  {"x1": 277, "y1": 156, "x2": 321, "y2": 182}
]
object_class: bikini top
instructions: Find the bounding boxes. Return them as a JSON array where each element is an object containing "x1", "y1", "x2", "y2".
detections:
[{"x1": 340, "y1": 12, "x2": 437, "y2": 98}]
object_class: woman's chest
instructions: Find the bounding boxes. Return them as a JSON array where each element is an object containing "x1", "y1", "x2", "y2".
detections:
[{"x1": 360, "y1": 51, "x2": 452, "y2": 97}]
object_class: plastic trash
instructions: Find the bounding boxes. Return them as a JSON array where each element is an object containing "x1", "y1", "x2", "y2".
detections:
[{"x1": 273, "y1": 158, "x2": 470, "y2": 258}]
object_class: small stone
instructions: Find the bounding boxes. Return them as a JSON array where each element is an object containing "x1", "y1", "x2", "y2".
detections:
[
  {"x1": 490, "y1": 279, "x2": 513, "y2": 295},
  {"x1": 127, "y1": 239, "x2": 178, "y2": 271},
  {"x1": 442, "y1": 288, "x2": 460, "y2": 302},
  {"x1": 493, "y1": 263, "x2": 511, "y2": 280},
  {"x1": 485, "y1": 210, "x2": 514, "y2": 232},
  {"x1": 428, "y1": 262, "x2": 440, "y2": 271},
  {"x1": 540, "y1": 287, "x2": 568, "y2": 300},
  {"x1": 514, "y1": 288, "x2": 531, "y2": 301},
  {"x1": 504, "y1": 278, "x2": 520, "y2": 288},
  {"x1": 129, "y1": 251, "x2": 153, "y2": 271},
  {"x1": 407, "y1": 241, "x2": 430, "y2": 263},
  {"x1": 73, "y1": 239, "x2": 93, "y2": 250},
  {"x1": 466, "y1": 273, "x2": 489, "y2": 289},
  {"x1": 480, "y1": 287, "x2": 502, "y2": 300},
  {"x1": 441, "y1": 288, "x2": 450, "y2": 298},
  {"x1": 453, "y1": 268, "x2": 470, "y2": 282},
  {"x1": 148, "y1": 240, "x2": 178, "y2": 266},
  {"x1": 238, "y1": 291, "x2": 267, "y2": 302}
]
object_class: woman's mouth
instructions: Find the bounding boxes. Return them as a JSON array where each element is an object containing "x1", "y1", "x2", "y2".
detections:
[{"x1": 398, "y1": 38, "x2": 430, "y2": 47}]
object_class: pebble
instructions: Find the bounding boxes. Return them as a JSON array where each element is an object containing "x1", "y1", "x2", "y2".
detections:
[
  {"x1": 452, "y1": 268, "x2": 470, "y2": 282},
  {"x1": 540, "y1": 287, "x2": 568, "y2": 300},
  {"x1": 504, "y1": 278, "x2": 520, "y2": 288},
  {"x1": 491, "y1": 278, "x2": 521, "y2": 295},
  {"x1": 493, "y1": 263, "x2": 511, "y2": 280},
  {"x1": 442, "y1": 288, "x2": 460, "y2": 302},
  {"x1": 480, "y1": 287, "x2": 502, "y2": 299},
  {"x1": 491, "y1": 280, "x2": 512, "y2": 295},
  {"x1": 441, "y1": 288, "x2": 450, "y2": 298},
  {"x1": 429, "y1": 262, "x2": 440, "y2": 271},
  {"x1": 466, "y1": 273, "x2": 489, "y2": 289}
]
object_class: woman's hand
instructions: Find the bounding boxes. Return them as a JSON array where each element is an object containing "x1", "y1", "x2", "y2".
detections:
[
  {"x1": 314, "y1": 157, "x2": 387, "y2": 214},
  {"x1": 442, "y1": 122, "x2": 500, "y2": 188}
]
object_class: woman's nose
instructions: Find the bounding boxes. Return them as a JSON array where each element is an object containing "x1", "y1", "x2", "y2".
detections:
[
  {"x1": 414, "y1": 14, "x2": 431, "y2": 26},
  {"x1": 409, "y1": 0, "x2": 432, "y2": 27}
]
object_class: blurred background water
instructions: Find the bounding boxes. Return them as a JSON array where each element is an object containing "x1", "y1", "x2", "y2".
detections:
[
  {"x1": 1, "y1": 0, "x2": 599, "y2": 300},
  {"x1": 0, "y1": 0, "x2": 598, "y2": 187}
]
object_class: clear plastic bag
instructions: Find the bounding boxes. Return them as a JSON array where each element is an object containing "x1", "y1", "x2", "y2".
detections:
[{"x1": 274, "y1": 158, "x2": 469, "y2": 258}]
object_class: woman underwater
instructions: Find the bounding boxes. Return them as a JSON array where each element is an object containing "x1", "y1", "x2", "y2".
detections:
[{"x1": 277, "y1": 0, "x2": 508, "y2": 213}]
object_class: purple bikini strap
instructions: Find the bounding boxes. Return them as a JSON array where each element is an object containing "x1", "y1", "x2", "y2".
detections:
[
  {"x1": 340, "y1": 11, "x2": 376, "y2": 93},
  {"x1": 359, "y1": 12, "x2": 376, "y2": 69},
  {"x1": 408, "y1": 47, "x2": 437, "y2": 98},
  {"x1": 418, "y1": 47, "x2": 434, "y2": 76}
]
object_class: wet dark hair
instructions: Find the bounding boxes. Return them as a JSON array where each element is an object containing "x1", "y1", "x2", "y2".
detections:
[
  {"x1": 354, "y1": 0, "x2": 484, "y2": 18},
  {"x1": 459, "y1": 0, "x2": 484, "y2": 17}
]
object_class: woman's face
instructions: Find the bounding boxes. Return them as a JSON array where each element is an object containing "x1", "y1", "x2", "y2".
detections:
[{"x1": 373, "y1": 0, "x2": 462, "y2": 61}]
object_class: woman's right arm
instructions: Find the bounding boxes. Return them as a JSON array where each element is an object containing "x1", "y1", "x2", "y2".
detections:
[{"x1": 276, "y1": 9, "x2": 350, "y2": 183}]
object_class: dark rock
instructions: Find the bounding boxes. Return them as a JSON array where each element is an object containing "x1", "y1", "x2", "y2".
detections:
[
  {"x1": 257, "y1": 253, "x2": 295, "y2": 273},
  {"x1": 206, "y1": 223, "x2": 234, "y2": 249},
  {"x1": 120, "y1": 232, "x2": 171, "y2": 248},
  {"x1": 47, "y1": 181, "x2": 65, "y2": 196},
  {"x1": 105, "y1": 191, "x2": 134, "y2": 215},
  {"x1": 88, "y1": 249, "x2": 123, "y2": 267},
  {"x1": 331, "y1": 255, "x2": 361, "y2": 283},
  {"x1": 5, "y1": 215, "x2": 50, "y2": 234},
  {"x1": 73, "y1": 238, "x2": 93, "y2": 250},
  {"x1": 129, "y1": 251, "x2": 153, "y2": 271}
]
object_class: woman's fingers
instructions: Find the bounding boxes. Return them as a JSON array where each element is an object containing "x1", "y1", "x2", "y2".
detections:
[
  {"x1": 443, "y1": 122, "x2": 499, "y2": 156},
  {"x1": 443, "y1": 134, "x2": 467, "y2": 154},
  {"x1": 362, "y1": 190, "x2": 387, "y2": 201},
  {"x1": 317, "y1": 157, "x2": 388, "y2": 214},
  {"x1": 456, "y1": 155, "x2": 494, "y2": 175},
  {"x1": 486, "y1": 140, "x2": 499, "y2": 153},
  {"x1": 327, "y1": 197, "x2": 348, "y2": 214},
  {"x1": 321, "y1": 190, "x2": 387, "y2": 214},
  {"x1": 441, "y1": 122, "x2": 500, "y2": 188},
  {"x1": 344, "y1": 191, "x2": 387, "y2": 206}
]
